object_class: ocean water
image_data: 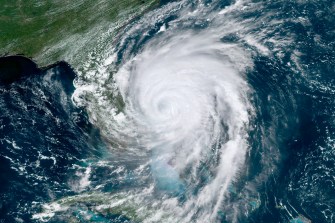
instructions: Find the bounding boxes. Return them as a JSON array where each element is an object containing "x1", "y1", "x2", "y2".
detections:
[{"x1": 0, "y1": 0, "x2": 334, "y2": 222}]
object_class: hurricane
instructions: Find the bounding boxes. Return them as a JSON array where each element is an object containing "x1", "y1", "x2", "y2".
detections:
[
  {"x1": 69, "y1": 0, "x2": 293, "y2": 221},
  {"x1": 1, "y1": 0, "x2": 334, "y2": 222},
  {"x1": 112, "y1": 32, "x2": 253, "y2": 220}
]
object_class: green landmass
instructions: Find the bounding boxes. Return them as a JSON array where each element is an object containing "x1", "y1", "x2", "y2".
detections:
[
  {"x1": 33, "y1": 192, "x2": 156, "y2": 222},
  {"x1": 0, "y1": 0, "x2": 159, "y2": 66}
]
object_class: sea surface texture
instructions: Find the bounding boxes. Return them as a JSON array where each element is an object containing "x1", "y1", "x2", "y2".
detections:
[{"x1": 0, "y1": 0, "x2": 334, "y2": 222}]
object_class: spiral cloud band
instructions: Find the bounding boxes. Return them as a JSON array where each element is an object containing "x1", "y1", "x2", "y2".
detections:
[
  {"x1": 110, "y1": 29, "x2": 254, "y2": 221},
  {"x1": 30, "y1": 0, "x2": 331, "y2": 221},
  {"x1": 68, "y1": 0, "x2": 273, "y2": 222}
]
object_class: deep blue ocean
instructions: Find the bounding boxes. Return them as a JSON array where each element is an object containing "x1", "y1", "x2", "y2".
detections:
[{"x1": 0, "y1": 0, "x2": 334, "y2": 222}]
